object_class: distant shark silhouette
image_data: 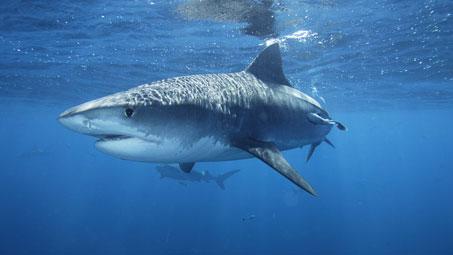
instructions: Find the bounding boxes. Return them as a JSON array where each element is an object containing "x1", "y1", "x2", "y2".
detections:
[
  {"x1": 177, "y1": 0, "x2": 277, "y2": 37},
  {"x1": 155, "y1": 165, "x2": 240, "y2": 190},
  {"x1": 18, "y1": 146, "x2": 50, "y2": 159}
]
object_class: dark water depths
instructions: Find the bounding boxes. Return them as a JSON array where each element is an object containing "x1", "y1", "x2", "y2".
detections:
[{"x1": 1, "y1": 1, "x2": 452, "y2": 254}]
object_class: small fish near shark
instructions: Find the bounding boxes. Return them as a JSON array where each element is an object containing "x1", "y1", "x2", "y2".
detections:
[
  {"x1": 156, "y1": 164, "x2": 240, "y2": 190},
  {"x1": 242, "y1": 214, "x2": 256, "y2": 222},
  {"x1": 59, "y1": 43, "x2": 346, "y2": 196}
]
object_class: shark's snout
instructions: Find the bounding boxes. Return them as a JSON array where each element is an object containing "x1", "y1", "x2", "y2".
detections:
[
  {"x1": 58, "y1": 106, "x2": 78, "y2": 119},
  {"x1": 58, "y1": 98, "x2": 140, "y2": 140},
  {"x1": 58, "y1": 105, "x2": 95, "y2": 134}
]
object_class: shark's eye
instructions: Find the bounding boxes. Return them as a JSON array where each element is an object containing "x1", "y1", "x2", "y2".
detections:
[{"x1": 124, "y1": 108, "x2": 134, "y2": 118}]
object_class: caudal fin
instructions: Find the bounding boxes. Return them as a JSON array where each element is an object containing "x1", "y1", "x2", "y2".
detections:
[{"x1": 215, "y1": 170, "x2": 241, "y2": 190}]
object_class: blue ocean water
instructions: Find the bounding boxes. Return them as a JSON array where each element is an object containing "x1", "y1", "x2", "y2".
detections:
[{"x1": 1, "y1": 0, "x2": 453, "y2": 254}]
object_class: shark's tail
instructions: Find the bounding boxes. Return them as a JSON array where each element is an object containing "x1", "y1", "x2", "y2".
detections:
[{"x1": 215, "y1": 170, "x2": 240, "y2": 190}]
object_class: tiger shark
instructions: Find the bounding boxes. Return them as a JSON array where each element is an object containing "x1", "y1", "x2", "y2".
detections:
[{"x1": 58, "y1": 43, "x2": 346, "y2": 196}]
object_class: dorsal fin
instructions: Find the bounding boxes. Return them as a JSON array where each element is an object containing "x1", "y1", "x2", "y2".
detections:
[{"x1": 245, "y1": 43, "x2": 292, "y2": 87}]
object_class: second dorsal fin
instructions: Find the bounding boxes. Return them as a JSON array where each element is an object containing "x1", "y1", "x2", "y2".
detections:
[{"x1": 245, "y1": 43, "x2": 292, "y2": 87}]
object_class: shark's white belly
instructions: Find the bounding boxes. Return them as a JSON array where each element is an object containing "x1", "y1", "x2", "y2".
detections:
[{"x1": 95, "y1": 136, "x2": 251, "y2": 163}]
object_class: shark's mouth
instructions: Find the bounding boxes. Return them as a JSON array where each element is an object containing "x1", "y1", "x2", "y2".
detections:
[
  {"x1": 96, "y1": 134, "x2": 131, "y2": 141},
  {"x1": 95, "y1": 134, "x2": 162, "y2": 145}
]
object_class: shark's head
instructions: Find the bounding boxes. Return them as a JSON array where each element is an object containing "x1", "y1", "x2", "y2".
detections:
[
  {"x1": 58, "y1": 90, "x2": 170, "y2": 161},
  {"x1": 59, "y1": 92, "x2": 143, "y2": 139}
]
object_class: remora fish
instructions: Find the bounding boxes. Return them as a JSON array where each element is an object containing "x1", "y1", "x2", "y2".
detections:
[
  {"x1": 156, "y1": 164, "x2": 240, "y2": 190},
  {"x1": 59, "y1": 43, "x2": 346, "y2": 196}
]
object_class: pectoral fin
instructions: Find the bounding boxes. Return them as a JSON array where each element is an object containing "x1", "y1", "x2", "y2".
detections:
[
  {"x1": 233, "y1": 138, "x2": 316, "y2": 196},
  {"x1": 179, "y1": 162, "x2": 195, "y2": 173}
]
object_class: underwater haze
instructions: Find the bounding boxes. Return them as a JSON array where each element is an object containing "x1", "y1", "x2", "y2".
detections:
[{"x1": 1, "y1": 0, "x2": 453, "y2": 254}]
